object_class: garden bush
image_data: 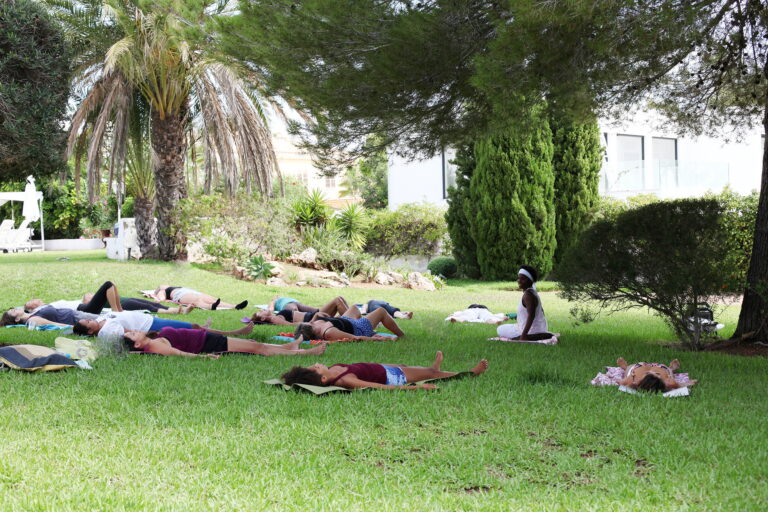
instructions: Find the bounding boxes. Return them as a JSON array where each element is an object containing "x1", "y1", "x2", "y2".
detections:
[
  {"x1": 365, "y1": 203, "x2": 448, "y2": 257},
  {"x1": 428, "y1": 256, "x2": 458, "y2": 278},
  {"x1": 302, "y1": 225, "x2": 374, "y2": 276},
  {"x1": 180, "y1": 193, "x2": 301, "y2": 265},
  {"x1": 556, "y1": 198, "x2": 741, "y2": 350}
]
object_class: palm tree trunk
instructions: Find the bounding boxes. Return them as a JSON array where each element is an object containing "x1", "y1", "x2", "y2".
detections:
[
  {"x1": 133, "y1": 196, "x2": 157, "y2": 259},
  {"x1": 151, "y1": 106, "x2": 188, "y2": 261}
]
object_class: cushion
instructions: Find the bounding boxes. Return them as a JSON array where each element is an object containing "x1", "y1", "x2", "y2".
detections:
[{"x1": 0, "y1": 344, "x2": 77, "y2": 372}]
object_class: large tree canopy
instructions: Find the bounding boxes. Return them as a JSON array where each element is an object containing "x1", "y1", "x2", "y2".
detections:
[
  {"x1": 219, "y1": 0, "x2": 496, "y2": 170},
  {"x1": 0, "y1": 0, "x2": 71, "y2": 181},
  {"x1": 225, "y1": 0, "x2": 768, "y2": 343}
]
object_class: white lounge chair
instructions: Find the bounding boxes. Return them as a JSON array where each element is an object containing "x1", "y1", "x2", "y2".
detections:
[{"x1": 0, "y1": 219, "x2": 33, "y2": 252}]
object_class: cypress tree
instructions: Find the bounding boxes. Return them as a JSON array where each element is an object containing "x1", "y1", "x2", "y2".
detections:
[
  {"x1": 469, "y1": 111, "x2": 556, "y2": 279},
  {"x1": 446, "y1": 145, "x2": 481, "y2": 278},
  {"x1": 551, "y1": 116, "x2": 603, "y2": 267}
]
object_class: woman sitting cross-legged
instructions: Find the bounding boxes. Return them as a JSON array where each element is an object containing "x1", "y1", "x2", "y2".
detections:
[
  {"x1": 72, "y1": 310, "x2": 254, "y2": 339},
  {"x1": 151, "y1": 285, "x2": 247, "y2": 310},
  {"x1": 616, "y1": 358, "x2": 696, "y2": 392},
  {"x1": 124, "y1": 328, "x2": 327, "y2": 358},
  {"x1": 251, "y1": 297, "x2": 349, "y2": 325},
  {"x1": 293, "y1": 304, "x2": 405, "y2": 342},
  {"x1": 282, "y1": 351, "x2": 488, "y2": 390},
  {"x1": 496, "y1": 265, "x2": 555, "y2": 341}
]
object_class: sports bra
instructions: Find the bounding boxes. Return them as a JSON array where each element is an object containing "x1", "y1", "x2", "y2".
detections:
[
  {"x1": 165, "y1": 287, "x2": 179, "y2": 300},
  {"x1": 319, "y1": 317, "x2": 354, "y2": 338}
]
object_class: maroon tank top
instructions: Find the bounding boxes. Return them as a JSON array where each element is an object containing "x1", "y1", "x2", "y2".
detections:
[
  {"x1": 155, "y1": 327, "x2": 206, "y2": 354},
  {"x1": 328, "y1": 363, "x2": 386, "y2": 385}
]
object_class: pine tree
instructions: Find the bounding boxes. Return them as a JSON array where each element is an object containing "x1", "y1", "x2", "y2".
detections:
[
  {"x1": 469, "y1": 112, "x2": 556, "y2": 279},
  {"x1": 446, "y1": 145, "x2": 481, "y2": 278},
  {"x1": 551, "y1": 116, "x2": 602, "y2": 267}
]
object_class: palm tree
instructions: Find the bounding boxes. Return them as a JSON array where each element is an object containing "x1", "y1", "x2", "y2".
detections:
[{"x1": 46, "y1": 0, "x2": 281, "y2": 260}]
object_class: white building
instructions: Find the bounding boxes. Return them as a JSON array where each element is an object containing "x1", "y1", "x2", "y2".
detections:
[
  {"x1": 388, "y1": 115, "x2": 764, "y2": 209},
  {"x1": 272, "y1": 131, "x2": 360, "y2": 208}
]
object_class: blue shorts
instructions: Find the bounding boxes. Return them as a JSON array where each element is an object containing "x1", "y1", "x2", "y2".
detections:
[
  {"x1": 274, "y1": 297, "x2": 298, "y2": 311},
  {"x1": 149, "y1": 318, "x2": 193, "y2": 330},
  {"x1": 382, "y1": 365, "x2": 407, "y2": 386},
  {"x1": 340, "y1": 316, "x2": 374, "y2": 337}
]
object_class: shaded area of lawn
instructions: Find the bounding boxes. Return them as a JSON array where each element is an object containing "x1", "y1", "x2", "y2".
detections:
[{"x1": 0, "y1": 250, "x2": 765, "y2": 510}]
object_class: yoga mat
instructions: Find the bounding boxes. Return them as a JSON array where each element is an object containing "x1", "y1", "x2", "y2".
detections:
[{"x1": 264, "y1": 371, "x2": 474, "y2": 395}]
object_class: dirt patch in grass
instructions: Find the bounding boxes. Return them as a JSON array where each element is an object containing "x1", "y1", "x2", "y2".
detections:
[{"x1": 705, "y1": 339, "x2": 768, "y2": 357}]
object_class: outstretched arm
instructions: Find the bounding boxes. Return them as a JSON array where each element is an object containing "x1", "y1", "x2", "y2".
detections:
[
  {"x1": 339, "y1": 375, "x2": 436, "y2": 390},
  {"x1": 27, "y1": 316, "x2": 70, "y2": 327}
]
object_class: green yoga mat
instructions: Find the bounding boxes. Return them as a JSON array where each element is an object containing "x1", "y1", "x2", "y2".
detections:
[{"x1": 264, "y1": 371, "x2": 474, "y2": 395}]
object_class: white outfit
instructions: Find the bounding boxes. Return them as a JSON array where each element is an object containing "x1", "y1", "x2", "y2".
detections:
[
  {"x1": 497, "y1": 288, "x2": 549, "y2": 338},
  {"x1": 445, "y1": 308, "x2": 507, "y2": 324},
  {"x1": 97, "y1": 311, "x2": 153, "y2": 339},
  {"x1": 30, "y1": 300, "x2": 82, "y2": 314},
  {"x1": 170, "y1": 287, "x2": 201, "y2": 302}
]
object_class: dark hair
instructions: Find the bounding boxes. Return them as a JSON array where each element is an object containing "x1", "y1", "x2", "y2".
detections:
[
  {"x1": 637, "y1": 374, "x2": 666, "y2": 393},
  {"x1": 72, "y1": 321, "x2": 91, "y2": 337},
  {"x1": 122, "y1": 336, "x2": 136, "y2": 351},
  {"x1": 0, "y1": 311, "x2": 21, "y2": 327},
  {"x1": 282, "y1": 366, "x2": 324, "y2": 386},
  {"x1": 520, "y1": 265, "x2": 538, "y2": 282},
  {"x1": 294, "y1": 322, "x2": 315, "y2": 341}
]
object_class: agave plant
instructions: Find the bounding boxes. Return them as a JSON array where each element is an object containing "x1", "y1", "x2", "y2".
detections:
[
  {"x1": 291, "y1": 189, "x2": 332, "y2": 229},
  {"x1": 333, "y1": 203, "x2": 369, "y2": 250}
]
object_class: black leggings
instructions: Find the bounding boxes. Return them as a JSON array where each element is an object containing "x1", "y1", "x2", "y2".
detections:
[
  {"x1": 77, "y1": 281, "x2": 115, "y2": 314},
  {"x1": 120, "y1": 298, "x2": 169, "y2": 313}
]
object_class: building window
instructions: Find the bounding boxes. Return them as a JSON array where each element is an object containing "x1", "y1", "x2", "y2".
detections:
[
  {"x1": 609, "y1": 134, "x2": 645, "y2": 191},
  {"x1": 652, "y1": 137, "x2": 678, "y2": 189},
  {"x1": 442, "y1": 148, "x2": 457, "y2": 199},
  {"x1": 325, "y1": 176, "x2": 335, "y2": 188}
]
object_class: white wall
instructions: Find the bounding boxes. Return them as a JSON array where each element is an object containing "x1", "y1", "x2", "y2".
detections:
[
  {"x1": 387, "y1": 114, "x2": 764, "y2": 208},
  {"x1": 600, "y1": 113, "x2": 763, "y2": 199},
  {"x1": 388, "y1": 153, "x2": 447, "y2": 209}
]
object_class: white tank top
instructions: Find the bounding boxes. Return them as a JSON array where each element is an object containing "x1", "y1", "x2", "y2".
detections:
[{"x1": 516, "y1": 288, "x2": 548, "y2": 334}]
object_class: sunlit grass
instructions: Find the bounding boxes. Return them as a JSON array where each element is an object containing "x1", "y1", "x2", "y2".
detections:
[{"x1": 0, "y1": 250, "x2": 765, "y2": 510}]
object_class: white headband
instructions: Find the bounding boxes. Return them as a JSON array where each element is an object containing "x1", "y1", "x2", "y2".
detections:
[{"x1": 518, "y1": 268, "x2": 536, "y2": 289}]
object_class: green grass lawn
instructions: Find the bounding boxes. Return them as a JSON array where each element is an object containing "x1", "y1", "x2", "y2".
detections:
[{"x1": 0, "y1": 251, "x2": 766, "y2": 511}]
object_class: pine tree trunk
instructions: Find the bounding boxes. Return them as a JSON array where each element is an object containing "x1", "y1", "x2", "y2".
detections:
[
  {"x1": 150, "y1": 107, "x2": 188, "y2": 261},
  {"x1": 133, "y1": 196, "x2": 157, "y2": 259},
  {"x1": 732, "y1": 102, "x2": 768, "y2": 342}
]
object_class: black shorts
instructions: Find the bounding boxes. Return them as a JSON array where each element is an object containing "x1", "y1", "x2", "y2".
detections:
[{"x1": 201, "y1": 332, "x2": 228, "y2": 353}]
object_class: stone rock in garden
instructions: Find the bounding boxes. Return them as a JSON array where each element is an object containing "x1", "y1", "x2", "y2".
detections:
[
  {"x1": 269, "y1": 263, "x2": 283, "y2": 277},
  {"x1": 374, "y1": 272, "x2": 394, "y2": 285},
  {"x1": 288, "y1": 248, "x2": 320, "y2": 269},
  {"x1": 316, "y1": 271, "x2": 350, "y2": 287},
  {"x1": 233, "y1": 266, "x2": 251, "y2": 280},
  {"x1": 405, "y1": 272, "x2": 436, "y2": 291},
  {"x1": 295, "y1": 281, "x2": 308, "y2": 287},
  {"x1": 389, "y1": 271, "x2": 405, "y2": 284},
  {"x1": 266, "y1": 277, "x2": 287, "y2": 287}
]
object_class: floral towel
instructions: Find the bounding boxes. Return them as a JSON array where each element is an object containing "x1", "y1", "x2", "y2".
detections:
[
  {"x1": 487, "y1": 335, "x2": 559, "y2": 345},
  {"x1": 591, "y1": 366, "x2": 694, "y2": 387}
]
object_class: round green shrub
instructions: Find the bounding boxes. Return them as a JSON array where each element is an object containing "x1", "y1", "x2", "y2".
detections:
[{"x1": 428, "y1": 256, "x2": 458, "y2": 278}]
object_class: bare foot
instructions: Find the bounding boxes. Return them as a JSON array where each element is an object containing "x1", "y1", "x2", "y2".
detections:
[
  {"x1": 202, "y1": 317, "x2": 213, "y2": 329},
  {"x1": 669, "y1": 359, "x2": 680, "y2": 371},
  {"x1": 284, "y1": 339, "x2": 302, "y2": 350},
  {"x1": 306, "y1": 342, "x2": 327, "y2": 355},
  {"x1": 394, "y1": 311, "x2": 414, "y2": 319},
  {"x1": 181, "y1": 304, "x2": 195, "y2": 314},
  {"x1": 431, "y1": 350, "x2": 444, "y2": 370},
  {"x1": 470, "y1": 359, "x2": 488, "y2": 376},
  {"x1": 616, "y1": 357, "x2": 628, "y2": 370},
  {"x1": 234, "y1": 322, "x2": 254, "y2": 335}
]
